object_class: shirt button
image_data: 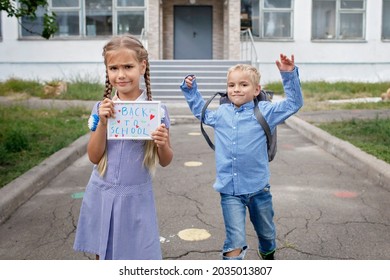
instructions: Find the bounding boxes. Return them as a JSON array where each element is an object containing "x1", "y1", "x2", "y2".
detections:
[
  {"x1": 234, "y1": 173, "x2": 237, "y2": 176},
  {"x1": 233, "y1": 157, "x2": 236, "y2": 160}
]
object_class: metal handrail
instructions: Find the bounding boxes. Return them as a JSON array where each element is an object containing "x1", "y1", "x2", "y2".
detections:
[
  {"x1": 140, "y1": 28, "x2": 147, "y2": 49},
  {"x1": 240, "y1": 28, "x2": 259, "y2": 69}
]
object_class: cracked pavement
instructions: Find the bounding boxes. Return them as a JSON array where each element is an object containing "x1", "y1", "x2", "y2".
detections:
[{"x1": 0, "y1": 122, "x2": 389, "y2": 260}]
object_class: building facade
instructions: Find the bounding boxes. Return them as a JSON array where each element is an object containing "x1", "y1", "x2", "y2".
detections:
[{"x1": 0, "y1": 0, "x2": 389, "y2": 83}]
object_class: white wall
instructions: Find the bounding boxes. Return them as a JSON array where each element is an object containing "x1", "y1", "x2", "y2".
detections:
[{"x1": 253, "y1": 0, "x2": 390, "y2": 84}]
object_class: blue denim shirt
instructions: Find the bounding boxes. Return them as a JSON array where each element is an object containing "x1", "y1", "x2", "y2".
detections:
[{"x1": 180, "y1": 67, "x2": 303, "y2": 195}]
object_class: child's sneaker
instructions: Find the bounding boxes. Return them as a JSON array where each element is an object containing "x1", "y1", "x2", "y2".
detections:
[{"x1": 258, "y1": 250, "x2": 275, "y2": 260}]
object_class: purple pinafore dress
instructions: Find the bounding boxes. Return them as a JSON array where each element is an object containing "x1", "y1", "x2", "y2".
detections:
[{"x1": 73, "y1": 91, "x2": 170, "y2": 260}]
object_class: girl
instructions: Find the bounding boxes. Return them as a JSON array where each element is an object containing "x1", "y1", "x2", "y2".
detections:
[{"x1": 73, "y1": 35, "x2": 173, "y2": 260}]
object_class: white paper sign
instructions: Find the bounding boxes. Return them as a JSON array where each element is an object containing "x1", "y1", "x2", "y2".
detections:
[{"x1": 107, "y1": 101, "x2": 161, "y2": 140}]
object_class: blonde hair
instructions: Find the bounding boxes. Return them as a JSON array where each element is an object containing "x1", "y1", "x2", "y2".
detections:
[
  {"x1": 97, "y1": 34, "x2": 158, "y2": 176},
  {"x1": 227, "y1": 64, "x2": 261, "y2": 87}
]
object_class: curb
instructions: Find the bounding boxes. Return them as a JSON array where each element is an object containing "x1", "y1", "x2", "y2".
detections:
[
  {"x1": 285, "y1": 116, "x2": 390, "y2": 190},
  {"x1": 0, "y1": 134, "x2": 89, "y2": 224}
]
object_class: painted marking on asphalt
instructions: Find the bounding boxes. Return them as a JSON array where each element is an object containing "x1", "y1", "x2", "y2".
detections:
[
  {"x1": 184, "y1": 161, "x2": 203, "y2": 167},
  {"x1": 188, "y1": 132, "x2": 201, "y2": 136},
  {"x1": 71, "y1": 192, "x2": 84, "y2": 199},
  {"x1": 334, "y1": 191, "x2": 358, "y2": 198},
  {"x1": 160, "y1": 236, "x2": 170, "y2": 243},
  {"x1": 178, "y1": 228, "x2": 211, "y2": 241}
]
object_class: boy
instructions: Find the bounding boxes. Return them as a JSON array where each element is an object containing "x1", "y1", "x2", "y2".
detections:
[{"x1": 180, "y1": 54, "x2": 303, "y2": 260}]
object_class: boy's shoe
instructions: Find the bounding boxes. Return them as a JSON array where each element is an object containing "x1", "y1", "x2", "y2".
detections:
[{"x1": 258, "y1": 250, "x2": 275, "y2": 260}]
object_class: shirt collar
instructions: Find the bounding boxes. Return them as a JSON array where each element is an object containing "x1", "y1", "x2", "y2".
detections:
[
  {"x1": 114, "y1": 90, "x2": 147, "y2": 101},
  {"x1": 136, "y1": 90, "x2": 147, "y2": 101},
  {"x1": 233, "y1": 100, "x2": 255, "y2": 111}
]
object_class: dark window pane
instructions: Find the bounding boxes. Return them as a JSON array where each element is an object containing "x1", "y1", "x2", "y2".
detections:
[
  {"x1": 264, "y1": 0, "x2": 292, "y2": 9},
  {"x1": 55, "y1": 11, "x2": 80, "y2": 36},
  {"x1": 117, "y1": 11, "x2": 144, "y2": 35}
]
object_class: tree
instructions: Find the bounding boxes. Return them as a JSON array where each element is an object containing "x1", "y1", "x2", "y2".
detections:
[{"x1": 0, "y1": 0, "x2": 57, "y2": 39}]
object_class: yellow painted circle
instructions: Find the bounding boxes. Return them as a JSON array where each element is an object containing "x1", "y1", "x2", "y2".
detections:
[
  {"x1": 184, "y1": 161, "x2": 203, "y2": 167},
  {"x1": 178, "y1": 228, "x2": 211, "y2": 241},
  {"x1": 188, "y1": 132, "x2": 201, "y2": 136}
]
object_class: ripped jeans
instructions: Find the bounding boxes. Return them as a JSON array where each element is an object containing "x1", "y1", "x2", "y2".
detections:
[{"x1": 220, "y1": 186, "x2": 276, "y2": 260}]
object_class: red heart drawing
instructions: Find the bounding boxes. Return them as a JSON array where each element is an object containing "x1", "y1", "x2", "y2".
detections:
[
  {"x1": 118, "y1": 110, "x2": 121, "y2": 112},
  {"x1": 150, "y1": 114, "x2": 155, "y2": 120},
  {"x1": 115, "y1": 134, "x2": 118, "y2": 137},
  {"x1": 136, "y1": 125, "x2": 139, "y2": 128},
  {"x1": 117, "y1": 120, "x2": 120, "y2": 123}
]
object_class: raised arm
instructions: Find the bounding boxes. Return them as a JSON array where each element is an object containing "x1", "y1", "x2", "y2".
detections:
[{"x1": 275, "y1": 54, "x2": 295, "y2": 72}]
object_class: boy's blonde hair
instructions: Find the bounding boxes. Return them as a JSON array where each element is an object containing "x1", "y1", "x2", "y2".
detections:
[
  {"x1": 227, "y1": 64, "x2": 261, "y2": 87},
  {"x1": 97, "y1": 34, "x2": 158, "y2": 176}
]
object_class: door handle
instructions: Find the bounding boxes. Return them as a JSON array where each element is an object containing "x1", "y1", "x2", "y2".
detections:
[{"x1": 193, "y1": 31, "x2": 197, "y2": 38}]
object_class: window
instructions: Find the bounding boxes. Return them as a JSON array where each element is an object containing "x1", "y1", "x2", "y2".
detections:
[
  {"x1": 383, "y1": 0, "x2": 390, "y2": 40},
  {"x1": 241, "y1": 0, "x2": 294, "y2": 39},
  {"x1": 21, "y1": 6, "x2": 47, "y2": 37},
  {"x1": 21, "y1": 0, "x2": 146, "y2": 38},
  {"x1": 312, "y1": 0, "x2": 366, "y2": 40},
  {"x1": 53, "y1": 0, "x2": 80, "y2": 36}
]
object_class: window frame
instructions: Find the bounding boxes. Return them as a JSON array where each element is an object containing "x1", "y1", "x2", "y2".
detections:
[
  {"x1": 383, "y1": 0, "x2": 390, "y2": 41},
  {"x1": 241, "y1": 0, "x2": 295, "y2": 41},
  {"x1": 19, "y1": 0, "x2": 147, "y2": 39},
  {"x1": 0, "y1": 12, "x2": 2, "y2": 42},
  {"x1": 311, "y1": 0, "x2": 366, "y2": 42}
]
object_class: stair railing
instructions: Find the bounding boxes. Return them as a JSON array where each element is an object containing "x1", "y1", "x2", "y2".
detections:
[
  {"x1": 140, "y1": 28, "x2": 147, "y2": 49},
  {"x1": 240, "y1": 28, "x2": 259, "y2": 69}
]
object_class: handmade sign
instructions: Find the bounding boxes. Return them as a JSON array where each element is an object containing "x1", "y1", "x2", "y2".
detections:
[{"x1": 107, "y1": 101, "x2": 161, "y2": 140}]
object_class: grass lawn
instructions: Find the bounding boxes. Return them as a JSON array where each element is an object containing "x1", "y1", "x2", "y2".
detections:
[
  {"x1": 0, "y1": 105, "x2": 89, "y2": 187},
  {"x1": 318, "y1": 118, "x2": 390, "y2": 164}
]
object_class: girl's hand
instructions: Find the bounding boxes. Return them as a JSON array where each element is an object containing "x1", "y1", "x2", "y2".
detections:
[
  {"x1": 184, "y1": 75, "x2": 195, "y2": 89},
  {"x1": 151, "y1": 124, "x2": 169, "y2": 148},
  {"x1": 275, "y1": 54, "x2": 295, "y2": 72},
  {"x1": 98, "y1": 98, "x2": 115, "y2": 126}
]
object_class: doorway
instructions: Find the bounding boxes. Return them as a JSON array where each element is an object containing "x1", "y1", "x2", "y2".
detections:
[{"x1": 174, "y1": 6, "x2": 213, "y2": 59}]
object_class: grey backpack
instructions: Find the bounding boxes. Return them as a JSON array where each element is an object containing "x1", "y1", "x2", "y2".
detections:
[{"x1": 200, "y1": 90, "x2": 277, "y2": 162}]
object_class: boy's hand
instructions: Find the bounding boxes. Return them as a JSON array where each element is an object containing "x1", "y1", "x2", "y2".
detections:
[
  {"x1": 275, "y1": 54, "x2": 295, "y2": 72},
  {"x1": 184, "y1": 75, "x2": 195, "y2": 89}
]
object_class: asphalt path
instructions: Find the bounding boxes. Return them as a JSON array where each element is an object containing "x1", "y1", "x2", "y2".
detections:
[{"x1": 1, "y1": 116, "x2": 389, "y2": 260}]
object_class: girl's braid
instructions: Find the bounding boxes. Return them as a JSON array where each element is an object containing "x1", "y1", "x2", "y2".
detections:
[
  {"x1": 144, "y1": 60, "x2": 152, "y2": 101},
  {"x1": 104, "y1": 70, "x2": 113, "y2": 99}
]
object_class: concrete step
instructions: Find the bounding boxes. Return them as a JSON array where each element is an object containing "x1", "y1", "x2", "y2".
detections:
[
  {"x1": 150, "y1": 59, "x2": 249, "y2": 66},
  {"x1": 150, "y1": 76, "x2": 227, "y2": 82},
  {"x1": 150, "y1": 82, "x2": 226, "y2": 90},
  {"x1": 146, "y1": 60, "x2": 250, "y2": 99}
]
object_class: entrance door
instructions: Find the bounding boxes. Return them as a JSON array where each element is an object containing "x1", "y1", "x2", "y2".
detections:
[{"x1": 174, "y1": 6, "x2": 212, "y2": 59}]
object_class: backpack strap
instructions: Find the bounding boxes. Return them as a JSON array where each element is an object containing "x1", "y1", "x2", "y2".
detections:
[
  {"x1": 253, "y1": 98, "x2": 272, "y2": 151},
  {"x1": 201, "y1": 92, "x2": 225, "y2": 150},
  {"x1": 201, "y1": 92, "x2": 273, "y2": 153}
]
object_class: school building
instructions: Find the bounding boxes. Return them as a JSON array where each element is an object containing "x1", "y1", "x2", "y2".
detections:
[{"x1": 0, "y1": 0, "x2": 389, "y2": 86}]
